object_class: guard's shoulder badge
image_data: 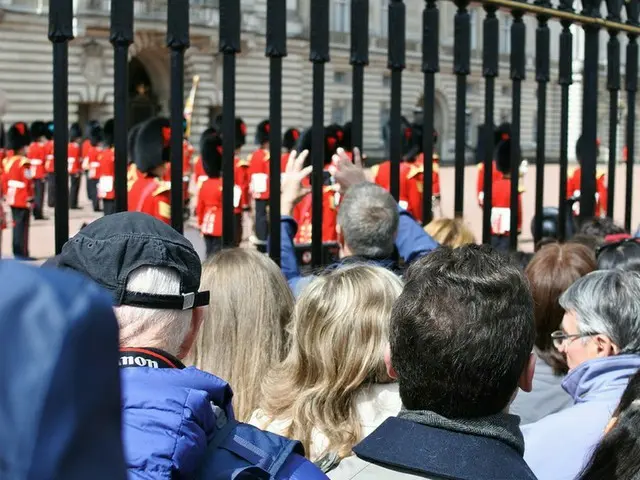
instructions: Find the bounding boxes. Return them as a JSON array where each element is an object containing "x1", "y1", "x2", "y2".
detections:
[
  {"x1": 152, "y1": 181, "x2": 171, "y2": 197},
  {"x1": 19, "y1": 156, "x2": 31, "y2": 167},
  {"x1": 370, "y1": 164, "x2": 380, "y2": 178},
  {"x1": 158, "y1": 201, "x2": 171, "y2": 219},
  {"x1": 407, "y1": 165, "x2": 424, "y2": 180},
  {"x1": 596, "y1": 168, "x2": 606, "y2": 179}
]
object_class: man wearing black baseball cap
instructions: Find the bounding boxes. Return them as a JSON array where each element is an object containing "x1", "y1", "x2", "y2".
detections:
[{"x1": 53, "y1": 212, "x2": 326, "y2": 480}]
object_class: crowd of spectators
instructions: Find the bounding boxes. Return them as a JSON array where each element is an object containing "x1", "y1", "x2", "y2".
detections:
[{"x1": 2, "y1": 147, "x2": 640, "y2": 479}]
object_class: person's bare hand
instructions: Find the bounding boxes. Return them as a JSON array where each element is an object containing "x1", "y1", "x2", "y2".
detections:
[
  {"x1": 281, "y1": 149, "x2": 312, "y2": 216},
  {"x1": 333, "y1": 147, "x2": 368, "y2": 192}
]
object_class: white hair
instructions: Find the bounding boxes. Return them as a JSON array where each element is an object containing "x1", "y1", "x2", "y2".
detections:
[
  {"x1": 560, "y1": 270, "x2": 640, "y2": 354},
  {"x1": 115, "y1": 266, "x2": 192, "y2": 357}
]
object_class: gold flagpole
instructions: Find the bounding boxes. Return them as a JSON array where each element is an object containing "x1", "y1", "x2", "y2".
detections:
[{"x1": 183, "y1": 75, "x2": 200, "y2": 140}]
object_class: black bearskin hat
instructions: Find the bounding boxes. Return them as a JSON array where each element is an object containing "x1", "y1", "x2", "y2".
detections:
[
  {"x1": 530, "y1": 206, "x2": 577, "y2": 240},
  {"x1": 69, "y1": 122, "x2": 82, "y2": 141},
  {"x1": 495, "y1": 137, "x2": 520, "y2": 175},
  {"x1": 45, "y1": 121, "x2": 54, "y2": 140},
  {"x1": 326, "y1": 124, "x2": 345, "y2": 150},
  {"x1": 342, "y1": 122, "x2": 352, "y2": 151},
  {"x1": 89, "y1": 123, "x2": 103, "y2": 148},
  {"x1": 134, "y1": 117, "x2": 171, "y2": 174},
  {"x1": 103, "y1": 119, "x2": 115, "y2": 147},
  {"x1": 7, "y1": 122, "x2": 30, "y2": 152},
  {"x1": 255, "y1": 120, "x2": 270, "y2": 145},
  {"x1": 30, "y1": 121, "x2": 46, "y2": 140},
  {"x1": 235, "y1": 118, "x2": 247, "y2": 150},
  {"x1": 127, "y1": 123, "x2": 143, "y2": 165},
  {"x1": 282, "y1": 128, "x2": 301, "y2": 152},
  {"x1": 494, "y1": 123, "x2": 512, "y2": 146},
  {"x1": 297, "y1": 127, "x2": 339, "y2": 166},
  {"x1": 200, "y1": 128, "x2": 223, "y2": 178},
  {"x1": 383, "y1": 116, "x2": 413, "y2": 157},
  {"x1": 575, "y1": 135, "x2": 600, "y2": 164}
]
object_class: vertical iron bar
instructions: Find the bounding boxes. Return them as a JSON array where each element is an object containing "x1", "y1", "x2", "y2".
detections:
[
  {"x1": 605, "y1": 0, "x2": 622, "y2": 218},
  {"x1": 534, "y1": 1, "x2": 550, "y2": 244},
  {"x1": 49, "y1": 0, "x2": 73, "y2": 254},
  {"x1": 110, "y1": 0, "x2": 133, "y2": 214},
  {"x1": 557, "y1": 2, "x2": 573, "y2": 241},
  {"x1": 220, "y1": 2, "x2": 241, "y2": 246},
  {"x1": 389, "y1": 0, "x2": 406, "y2": 203},
  {"x1": 453, "y1": 0, "x2": 470, "y2": 218},
  {"x1": 510, "y1": 8, "x2": 526, "y2": 250},
  {"x1": 351, "y1": 0, "x2": 369, "y2": 150},
  {"x1": 310, "y1": 0, "x2": 329, "y2": 267},
  {"x1": 579, "y1": 0, "x2": 603, "y2": 223},
  {"x1": 167, "y1": 0, "x2": 189, "y2": 233},
  {"x1": 625, "y1": 0, "x2": 639, "y2": 230},
  {"x1": 482, "y1": 4, "x2": 499, "y2": 244},
  {"x1": 422, "y1": 0, "x2": 439, "y2": 225},
  {"x1": 266, "y1": 0, "x2": 287, "y2": 266}
]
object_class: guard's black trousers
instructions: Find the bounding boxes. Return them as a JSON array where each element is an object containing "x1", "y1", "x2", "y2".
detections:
[
  {"x1": 87, "y1": 179, "x2": 100, "y2": 211},
  {"x1": 47, "y1": 174, "x2": 56, "y2": 208},
  {"x1": 103, "y1": 199, "x2": 116, "y2": 216},
  {"x1": 33, "y1": 178, "x2": 46, "y2": 219},
  {"x1": 204, "y1": 235, "x2": 223, "y2": 258},
  {"x1": 85, "y1": 171, "x2": 92, "y2": 201},
  {"x1": 11, "y1": 207, "x2": 30, "y2": 259},
  {"x1": 70, "y1": 174, "x2": 81, "y2": 209}
]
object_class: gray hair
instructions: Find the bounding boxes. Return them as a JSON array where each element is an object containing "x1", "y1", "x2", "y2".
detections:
[
  {"x1": 559, "y1": 270, "x2": 640, "y2": 354},
  {"x1": 115, "y1": 266, "x2": 192, "y2": 357},
  {"x1": 336, "y1": 182, "x2": 399, "y2": 258}
]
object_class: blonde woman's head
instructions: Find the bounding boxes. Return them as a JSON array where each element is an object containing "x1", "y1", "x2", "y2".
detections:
[
  {"x1": 425, "y1": 218, "x2": 475, "y2": 248},
  {"x1": 259, "y1": 264, "x2": 403, "y2": 460},
  {"x1": 187, "y1": 248, "x2": 294, "y2": 421}
]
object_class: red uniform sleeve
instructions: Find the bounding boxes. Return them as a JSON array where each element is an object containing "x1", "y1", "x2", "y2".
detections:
[
  {"x1": 196, "y1": 182, "x2": 206, "y2": 226},
  {"x1": 597, "y1": 174, "x2": 608, "y2": 216},
  {"x1": 322, "y1": 188, "x2": 338, "y2": 243}
]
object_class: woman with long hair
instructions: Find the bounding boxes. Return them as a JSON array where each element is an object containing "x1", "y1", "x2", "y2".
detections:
[
  {"x1": 510, "y1": 242, "x2": 596, "y2": 425},
  {"x1": 186, "y1": 248, "x2": 294, "y2": 422},
  {"x1": 578, "y1": 371, "x2": 640, "y2": 480},
  {"x1": 250, "y1": 264, "x2": 403, "y2": 471}
]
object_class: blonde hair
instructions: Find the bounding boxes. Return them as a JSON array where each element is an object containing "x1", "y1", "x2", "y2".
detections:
[
  {"x1": 116, "y1": 266, "x2": 192, "y2": 357},
  {"x1": 257, "y1": 264, "x2": 403, "y2": 460},
  {"x1": 425, "y1": 217, "x2": 476, "y2": 248},
  {"x1": 186, "y1": 248, "x2": 294, "y2": 421}
]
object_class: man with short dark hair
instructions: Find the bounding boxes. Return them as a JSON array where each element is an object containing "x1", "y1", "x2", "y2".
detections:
[{"x1": 329, "y1": 245, "x2": 537, "y2": 479}]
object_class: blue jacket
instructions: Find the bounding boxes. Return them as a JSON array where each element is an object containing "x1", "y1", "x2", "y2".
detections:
[
  {"x1": 0, "y1": 261, "x2": 126, "y2": 480},
  {"x1": 523, "y1": 354, "x2": 640, "y2": 480},
  {"x1": 121, "y1": 365, "x2": 327, "y2": 479},
  {"x1": 278, "y1": 207, "x2": 439, "y2": 295}
]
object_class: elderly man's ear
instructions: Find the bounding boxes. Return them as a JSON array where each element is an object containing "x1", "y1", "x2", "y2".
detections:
[{"x1": 178, "y1": 307, "x2": 204, "y2": 360}]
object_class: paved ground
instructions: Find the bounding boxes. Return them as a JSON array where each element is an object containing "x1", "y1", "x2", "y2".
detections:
[{"x1": 3, "y1": 163, "x2": 638, "y2": 262}]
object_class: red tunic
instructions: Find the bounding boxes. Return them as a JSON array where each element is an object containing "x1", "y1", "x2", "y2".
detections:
[
  {"x1": 27, "y1": 142, "x2": 47, "y2": 180},
  {"x1": 248, "y1": 148, "x2": 271, "y2": 200},
  {"x1": 127, "y1": 163, "x2": 144, "y2": 192},
  {"x1": 81, "y1": 139, "x2": 92, "y2": 164},
  {"x1": 44, "y1": 141, "x2": 55, "y2": 174},
  {"x1": 372, "y1": 160, "x2": 412, "y2": 211},
  {"x1": 404, "y1": 163, "x2": 441, "y2": 224},
  {"x1": 3, "y1": 155, "x2": 33, "y2": 209},
  {"x1": 97, "y1": 148, "x2": 115, "y2": 200},
  {"x1": 567, "y1": 166, "x2": 607, "y2": 217},
  {"x1": 128, "y1": 175, "x2": 171, "y2": 225},
  {"x1": 293, "y1": 186, "x2": 339, "y2": 244},
  {"x1": 67, "y1": 142, "x2": 82, "y2": 175},
  {"x1": 280, "y1": 152, "x2": 290, "y2": 173},
  {"x1": 235, "y1": 155, "x2": 250, "y2": 211},
  {"x1": 196, "y1": 177, "x2": 223, "y2": 237},
  {"x1": 477, "y1": 161, "x2": 504, "y2": 207},
  {"x1": 83, "y1": 145, "x2": 103, "y2": 180},
  {"x1": 193, "y1": 156, "x2": 208, "y2": 190},
  {"x1": 183, "y1": 140, "x2": 194, "y2": 178},
  {"x1": 489, "y1": 176, "x2": 522, "y2": 236}
]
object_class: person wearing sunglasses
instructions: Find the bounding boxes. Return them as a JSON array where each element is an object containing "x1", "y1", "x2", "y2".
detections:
[
  {"x1": 522, "y1": 270, "x2": 640, "y2": 480},
  {"x1": 596, "y1": 235, "x2": 640, "y2": 273}
]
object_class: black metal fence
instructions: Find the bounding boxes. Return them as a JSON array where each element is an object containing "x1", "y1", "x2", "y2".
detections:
[{"x1": 49, "y1": 0, "x2": 638, "y2": 262}]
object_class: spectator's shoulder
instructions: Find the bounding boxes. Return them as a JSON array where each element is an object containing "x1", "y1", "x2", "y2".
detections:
[{"x1": 329, "y1": 456, "x2": 428, "y2": 479}]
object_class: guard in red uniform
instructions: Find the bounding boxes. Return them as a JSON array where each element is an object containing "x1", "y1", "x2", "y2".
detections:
[
  {"x1": 248, "y1": 119, "x2": 271, "y2": 249},
  {"x1": 404, "y1": 126, "x2": 441, "y2": 223},
  {"x1": 44, "y1": 121, "x2": 55, "y2": 208},
  {"x1": 97, "y1": 119, "x2": 116, "y2": 216},
  {"x1": 567, "y1": 135, "x2": 607, "y2": 217},
  {"x1": 281, "y1": 128, "x2": 300, "y2": 172},
  {"x1": 4, "y1": 122, "x2": 34, "y2": 259},
  {"x1": 196, "y1": 128, "x2": 224, "y2": 257},
  {"x1": 489, "y1": 137, "x2": 522, "y2": 251},
  {"x1": 27, "y1": 121, "x2": 48, "y2": 219},
  {"x1": 81, "y1": 120, "x2": 97, "y2": 202},
  {"x1": 68, "y1": 123, "x2": 83, "y2": 209},
  {"x1": 82, "y1": 122, "x2": 103, "y2": 212},
  {"x1": 477, "y1": 123, "x2": 510, "y2": 207},
  {"x1": 292, "y1": 127, "x2": 341, "y2": 244},
  {"x1": 128, "y1": 117, "x2": 172, "y2": 224},
  {"x1": 372, "y1": 117, "x2": 414, "y2": 213}
]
